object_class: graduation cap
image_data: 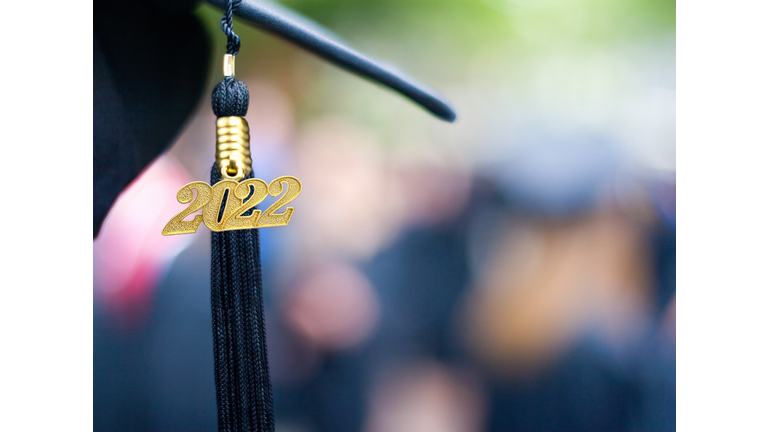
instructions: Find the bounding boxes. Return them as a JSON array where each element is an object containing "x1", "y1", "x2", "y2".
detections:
[
  {"x1": 94, "y1": 0, "x2": 456, "y2": 238},
  {"x1": 94, "y1": 1, "x2": 456, "y2": 430}
]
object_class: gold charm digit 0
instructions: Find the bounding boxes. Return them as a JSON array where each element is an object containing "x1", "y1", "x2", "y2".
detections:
[{"x1": 203, "y1": 180, "x2": 240, "y2": 231}]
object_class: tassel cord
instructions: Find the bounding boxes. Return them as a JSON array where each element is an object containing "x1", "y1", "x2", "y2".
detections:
[{"x1": 220, "y1": 0, "x2": 242, "y2": 55}]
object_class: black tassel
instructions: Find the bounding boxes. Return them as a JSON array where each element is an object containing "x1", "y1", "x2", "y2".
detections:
[
  {"x1": 210, "y1": 164, "x2": 275, "y2": 432},
  {"x1": 210, "y1": 66, "x2": 274, "y2": 431}
]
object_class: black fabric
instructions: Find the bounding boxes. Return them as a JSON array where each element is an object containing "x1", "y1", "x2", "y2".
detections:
[
  {"x1": 210, "y1": 165, "x2": 274, "y2": 432},
  {"x1": 212, "y1": 78, "x2": 250, "y2": 117},
  {"x1": 93, "y1": 0, "x2": 210, "y2": 237}
]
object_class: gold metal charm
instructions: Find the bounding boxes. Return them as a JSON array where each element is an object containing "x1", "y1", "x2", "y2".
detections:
[{"x1": 162, "y1": 177, "x2": 302, "y2": 235}]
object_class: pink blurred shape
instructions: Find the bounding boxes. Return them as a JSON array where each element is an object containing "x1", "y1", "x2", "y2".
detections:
[
  {"x1": 93, "y1": 156, "x2": 196, "y2": 329},
  {"x1": 284, "y1": 262, "x2": 381, "y2": 350}
]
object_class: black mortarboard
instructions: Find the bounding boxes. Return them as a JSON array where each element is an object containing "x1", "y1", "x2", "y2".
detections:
[{"x1": 94, "y1": 0, "x2": 456, "y2": 237}]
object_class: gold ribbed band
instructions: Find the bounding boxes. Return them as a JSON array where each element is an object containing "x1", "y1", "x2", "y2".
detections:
[{"x1": 216, "y1": 116, "x2": 252, "y2": 181}]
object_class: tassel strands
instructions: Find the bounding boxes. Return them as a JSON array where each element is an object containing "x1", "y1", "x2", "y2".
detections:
[{"x1": 210, "y1": 164, "x2": 274, "y2": 432}]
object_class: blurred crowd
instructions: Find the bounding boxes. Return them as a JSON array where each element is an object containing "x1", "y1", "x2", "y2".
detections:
[{"x1": 94, "y1": 1, "x2": 675, "y2": 431}]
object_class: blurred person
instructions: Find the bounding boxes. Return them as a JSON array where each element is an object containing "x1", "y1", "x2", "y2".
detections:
[
  {"x1": 267, "y1": 261, "x2": 381, "y2": 432},
  {"x1": 461, "y1": 133, "x2": 675, "y2": 432}
]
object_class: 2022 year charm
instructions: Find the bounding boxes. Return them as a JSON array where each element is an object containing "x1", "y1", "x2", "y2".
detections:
[{"x1": 162, "y1": 175, "x2": 302, "y2": 235}]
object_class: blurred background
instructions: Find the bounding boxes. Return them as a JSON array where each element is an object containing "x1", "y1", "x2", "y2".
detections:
[{"x1": 94, "y1": 0, "x2": 675, "y2": 431}]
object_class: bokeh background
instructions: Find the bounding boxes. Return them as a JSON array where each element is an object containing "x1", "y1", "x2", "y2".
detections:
[{"x1": 94, "y1": 0, "x2": 675, "y2": 431}]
